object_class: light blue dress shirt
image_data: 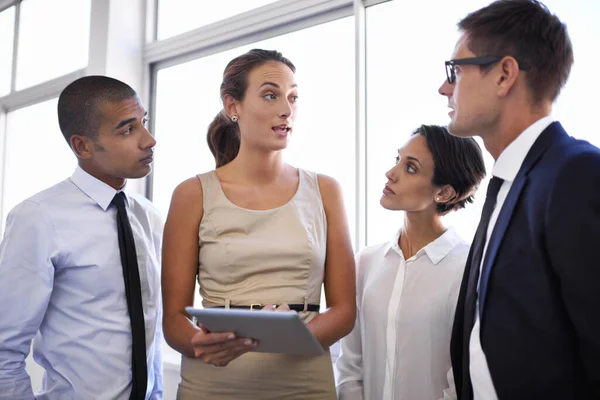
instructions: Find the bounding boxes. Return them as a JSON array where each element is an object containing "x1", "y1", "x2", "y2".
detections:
[{"x1": 0, "y1": 166, "x2": 164, "y2": 400}]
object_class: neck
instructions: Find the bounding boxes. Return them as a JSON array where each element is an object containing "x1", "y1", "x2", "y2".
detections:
[
  {"x1": 483, "y1": 102, "x2": 551, "y2": 160},
  {"x1": 78, "y1": 161, "x2": 126, "y2": 190},
  {"x1": 226, "y1": 140, "x2": 285, "y2": 183},
  {"x1": 399, "y1": 210, "x2": 446, "y2": 259}
]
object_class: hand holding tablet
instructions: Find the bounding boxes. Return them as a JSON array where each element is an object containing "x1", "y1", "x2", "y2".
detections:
[{"x1": 186, "y1": 306, "x2": 325, "y2": 356}]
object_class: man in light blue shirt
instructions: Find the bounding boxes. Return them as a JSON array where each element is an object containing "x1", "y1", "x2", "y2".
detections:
[{"x1": 0, "y1": 76, "x2": 163, "y2": 399}]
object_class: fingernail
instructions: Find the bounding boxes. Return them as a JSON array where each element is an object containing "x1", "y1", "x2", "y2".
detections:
[
  {"x1": 244, "y1": 339, "x2": 252, "y2": 346},
  {"x1": 228, "y1": 334, "x2": 235, "y2": 340}
]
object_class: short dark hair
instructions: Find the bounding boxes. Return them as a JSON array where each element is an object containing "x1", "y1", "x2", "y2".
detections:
[
  {"x1": 458, "y1": 0, "x2": 573, "y2": 104},
  {"x1": 207, "y1": 49, "x2": 296, "y2": 168},
  {"x1": 412, "y1": 125, "x2": 486, "y2": 215},
  {"x1": 57, "y1": 75, "x2": 137, "y2": 143}
]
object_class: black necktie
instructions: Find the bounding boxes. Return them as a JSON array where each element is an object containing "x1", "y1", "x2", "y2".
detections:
[
  {"x1": 112, "y1": 192, "x2": 147, "y2": 400},
  {"x1": 464, "y1": 176, "x2": 504, "y2": 325}
]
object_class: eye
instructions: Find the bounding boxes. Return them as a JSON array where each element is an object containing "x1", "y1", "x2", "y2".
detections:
[
  {"x1": 122, "y1": 126, "x2": 133, "y2": 135},
  {"x1": 263, "y1": 93, "x2": 276, "y2": 100},
  {"x1": 142, "y1": 117, "x2": 150, "y2": 127},
  {"x1": 395, "y1": 155, "x2": 400, "y2": 164},
  {"x1": 406, "y1": 164, "x2": 416, "y2": 173},
  {"x1": 290, "y1": 95, "x2": 299, "y2": 102}
]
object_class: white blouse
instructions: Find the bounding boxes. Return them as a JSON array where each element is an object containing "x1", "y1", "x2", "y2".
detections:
[{"x1": 336, "y1": 228, "x2": 468, "y2": 400}]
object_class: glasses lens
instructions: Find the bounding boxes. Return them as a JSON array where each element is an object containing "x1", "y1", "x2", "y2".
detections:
[{"x1": 445, "y1": 63, "x2": 454, "y2": 84}]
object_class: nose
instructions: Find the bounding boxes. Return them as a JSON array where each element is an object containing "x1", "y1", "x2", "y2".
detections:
[
  {"x1": 279, "y1": 99, "x2": 294, "y2": 120},
  {"x1": 141, "y1": 126, "x2": 156, "y2": 150},
  {"x1": 438, "y1": 79, "x2": 453, "y2": 97},
  {"x1": 385, "y1": 167, "x2": 396, "y2": 182}
]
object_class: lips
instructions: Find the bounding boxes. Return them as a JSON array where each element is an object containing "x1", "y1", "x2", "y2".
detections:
[
  {"x1": 140, "y1": 154, "x2": 153, "y2": 163},
  {"x1": 272, "y1": 124, "x2": 291, "y2": 136},
  {"x1": 383, "y1": 185, "x2": 395, "y2": 195}
]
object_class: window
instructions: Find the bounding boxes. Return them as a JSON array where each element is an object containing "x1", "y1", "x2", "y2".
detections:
[
  {"x1": 364, "y1": 0, "x2": 600, "y2": 247},
  {"x1": 16, "y1": 0, "x2": 90, "y2": 90},
  {"x1": 0, "y1": 6, "x2": 15, "y2": 96},
  {"x1": 365, "y1": 0, "x2": 490, "y2": 246},
  {"x1": 157, "y1": 0, "x2": 280, "y2": 40},
  {"x1": 152, "y1": 16, "x2": 356, "y2": 248},
  {"x1": 1, "y1": 99, "x2": 76, "y2": 229}
]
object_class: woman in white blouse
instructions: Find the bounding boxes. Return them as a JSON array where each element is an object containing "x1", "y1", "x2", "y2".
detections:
[{"x1": 336, "y1": 125, "x2": 486, "y2": 400}]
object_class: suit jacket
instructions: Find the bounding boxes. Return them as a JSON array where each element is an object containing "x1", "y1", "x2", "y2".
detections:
[{"x1": 451, "y1": 122, "x2": 600, "y2": 400}]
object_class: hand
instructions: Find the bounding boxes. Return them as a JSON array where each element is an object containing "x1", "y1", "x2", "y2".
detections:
[
  {"x1": 190, "y1": 323, "x2": 257, "y2": 367},
  {"x1": 261, "y1": 304, "x2": 292, "y2": 312}
]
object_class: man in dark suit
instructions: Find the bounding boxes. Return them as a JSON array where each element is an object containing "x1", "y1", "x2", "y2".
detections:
[{"x1": 438, "y1": 1, "x2": 600, "y2": 399}]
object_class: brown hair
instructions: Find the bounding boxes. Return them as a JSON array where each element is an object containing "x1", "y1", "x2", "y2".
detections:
[
  {"x1": 207, "y1": 49, "x2": 296, "y2": 168},
  {"x1": 458, "y1": 0, "x2": 573, "y2": 105}
]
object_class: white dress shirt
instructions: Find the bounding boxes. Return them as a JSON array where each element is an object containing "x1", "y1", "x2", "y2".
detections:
[
  {"x1": 0, "y1": 166, "x2": 164, "y2": 400},
  {"x1": 336, "y1": 228, "x2": 468, "y2": 400},
  {"x1": 469, "y1": 116, "x2": 554, "y2": 400}
]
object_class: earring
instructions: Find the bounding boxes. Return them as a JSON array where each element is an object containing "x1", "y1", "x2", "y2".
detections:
[
  {"x1": 231, "y1": 115, "x2": 238, "y2": 123},
  {"x1": 436, "y1": 197, "x2": 441, "y2": 202}
]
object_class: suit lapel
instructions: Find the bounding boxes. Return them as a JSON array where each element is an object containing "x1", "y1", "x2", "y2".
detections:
[
  {"x1": 478, "y1": 176, "x2": 527, "y2": 317},
  {"x1": 478, "y1": 122, "x2": 567, "y2": 319}
]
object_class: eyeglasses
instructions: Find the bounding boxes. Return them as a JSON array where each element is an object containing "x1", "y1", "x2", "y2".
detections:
[{"x1": 444, "y1": 56, "x2": 531, "y2": 84}]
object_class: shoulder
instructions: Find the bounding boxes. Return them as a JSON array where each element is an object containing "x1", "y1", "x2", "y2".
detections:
[
  {"x1": 172, "y1": 175, "x2": 204, "y2": 201},
  {"x1": 549, "y1": 140, "x2": 600, "y2": 195},
  {"x1": 316, "y1": 173, "x2": 343, "y2": 201},
  {"x1": 166, "y1": 176, "x2": 205, "y2": 221},
  {"x1": 355, "y1": 241, "x2": 391, "y2": 277},
  {"x1": 6, "y1": 179, "x2": 73, "y2": 221}
]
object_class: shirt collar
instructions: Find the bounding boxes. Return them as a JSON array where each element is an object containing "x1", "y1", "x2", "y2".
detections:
[
  {"x1": 492, "y1": 115, "x2": 554, "y2": 182},
  {"x1": 385, "y1": 227, "x2": 463, "y2": 265},
  {"x1": 70, "y1": 166, "x2": 130, "y2": 211}
]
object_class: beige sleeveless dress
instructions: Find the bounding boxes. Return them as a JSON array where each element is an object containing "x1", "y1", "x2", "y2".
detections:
[{"x1": 177, "y1": 169, "x2": 336, "y2": 400}]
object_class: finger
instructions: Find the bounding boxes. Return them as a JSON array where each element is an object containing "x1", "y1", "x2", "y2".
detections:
[
  {"x1": 193, "y1": 337, "x2": 255, "y2": 358},
  {"x1": 196, "y1": 322, "x2": 210, "y2": 333},
  {"x1": 191, "y1": 330, "x2": 236, "y2": 346},
  {"x1": 276, "y1": 304, "x2": 290, "y2": 312},
  {"x1": 205, "y1": 342, "x2": 257, "y2": 366},
  {"x1": 261, "y1": 304, "x2": 277, "y2": 311}
]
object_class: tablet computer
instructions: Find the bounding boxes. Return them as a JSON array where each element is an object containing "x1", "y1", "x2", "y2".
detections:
[{"x1": 185, "y1": 307, "x2": 325, "y2": 356}]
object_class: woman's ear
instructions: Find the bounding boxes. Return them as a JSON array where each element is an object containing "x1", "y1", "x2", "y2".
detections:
[
  {"x1": 223, "y1": 94, "x2": 239, "y2": 120},
  {"x1": 434, "y1": 184, "x2": 457, "y2": 203}
]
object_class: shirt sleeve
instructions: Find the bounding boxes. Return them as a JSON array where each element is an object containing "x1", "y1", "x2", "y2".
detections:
[
  {"x1": 0, "y1": 201, "x2": 57, "y2": 399},
  {"x1": 148, "y1": 303, "x2": 164, "y2": 399},
  {"x1": 335, "y1": 253, "x2": 365, "y2": 400},
  {"x1": 438, "y1": 367, "x2": 457, "y2": 400},
  {"x1": 148, "y1": 205, "x2": 165, "y2": 399}
]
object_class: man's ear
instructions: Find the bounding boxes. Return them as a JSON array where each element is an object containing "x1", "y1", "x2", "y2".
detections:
[
  {"x1": 496, "y1": 56, "x2": 520, "y2": 98},
  {"x1": 70, "y1": 135, "x2": 93, "y2": 160},
  {"x1": 223, "y1": 94, "x2": 239, "y2": 120}
]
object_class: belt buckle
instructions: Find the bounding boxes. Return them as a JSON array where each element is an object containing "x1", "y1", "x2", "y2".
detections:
[{"x1": 250, "y1": 303, "x2": 262, "y2": 310}]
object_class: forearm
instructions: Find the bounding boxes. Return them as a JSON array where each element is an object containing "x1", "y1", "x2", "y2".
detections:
[
  {"x1": 307, "y1": 305, "x2": 355, "y2": 348},
  {"x1": 163, "y1": 312, "x2": 201, "y2": 359}
]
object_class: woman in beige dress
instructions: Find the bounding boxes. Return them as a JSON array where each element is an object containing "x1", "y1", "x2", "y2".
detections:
[{"x1": 161, "y1": 49, "x2": 356, "y2": 399}]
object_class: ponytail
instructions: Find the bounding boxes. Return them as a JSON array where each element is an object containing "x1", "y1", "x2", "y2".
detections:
[{"x1": 207, "y1": 111, "x2": 240, "y2": 168}]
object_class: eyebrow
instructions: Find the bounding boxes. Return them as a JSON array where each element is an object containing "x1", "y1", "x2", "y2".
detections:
[
  {"x1": 115, "y1": 111, "x2": 148, "y2": 130},
  {"x1": 259, "y1": 81, "x2": 298, "y2": 89},
  {"x1": 407, "y1": 156, "x2": 422, "y2": 166}
]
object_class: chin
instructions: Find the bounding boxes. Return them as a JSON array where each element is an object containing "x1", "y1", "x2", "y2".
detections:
[
  {"x1": 447, "y1": 121, "x2": 474, "y2": 138},
  {"x1": 127, "y1": 165, "x2": 152, "y2": 179},
  {"x1": 380, "y1": 196, "x2": 401, "y2": 211}
]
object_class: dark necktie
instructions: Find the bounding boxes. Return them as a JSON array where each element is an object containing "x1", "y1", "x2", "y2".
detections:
[
  {"x1": 464, "y1": 176, "x2": 504, "y2": 326},
  {"x1": 112, "y1": 192, "x2": 147, "y2": 400}
]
